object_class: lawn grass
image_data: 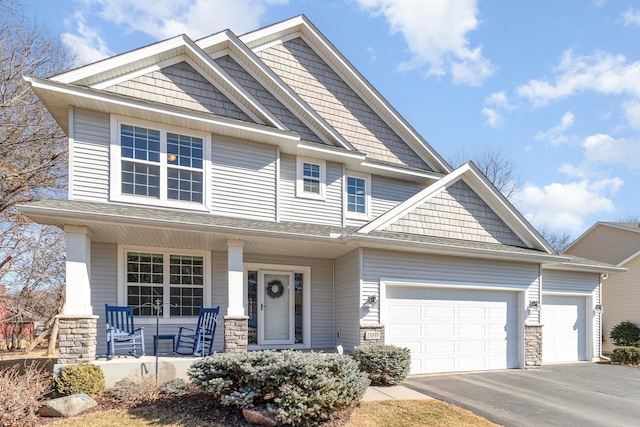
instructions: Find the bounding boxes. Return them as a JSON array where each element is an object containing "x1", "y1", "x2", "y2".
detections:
[{"x1": 46, "y1": 399, "x2": 500, "y2": 427}]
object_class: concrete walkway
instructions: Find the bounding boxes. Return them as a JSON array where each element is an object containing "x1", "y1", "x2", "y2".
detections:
[{"x1": 363, "y1": 385, "x2": 433, "y2": 401}]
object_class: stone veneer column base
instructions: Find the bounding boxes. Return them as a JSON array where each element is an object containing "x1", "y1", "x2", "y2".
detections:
[
  {"x1": 525, "y1": 324, "x2": 543, "y2": 369},
  {"x1": 224, "y1": 316, "x2": 249, "y2": 353},
  {"x1": 359, "y1": 324, "x2": 385, "y2": 347},
  {"x1": 57, "y1": 315, "x2": 98, "y2": 364}
]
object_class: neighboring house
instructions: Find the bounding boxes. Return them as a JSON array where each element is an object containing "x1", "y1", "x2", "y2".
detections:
[
  {"x1": 18, "y1": 16, "x2": 621, "y2": 374},
  {"x1": 0, "y1": 302, "x2": 36, "y2": 349},
  {"x1": 564, "y1": 222, "x2": 640, "y2": 353}
]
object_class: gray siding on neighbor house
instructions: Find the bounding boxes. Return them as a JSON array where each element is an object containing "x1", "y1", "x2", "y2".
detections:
[
  {"x1": 105, "y1": 61, "x2": 253, "y2": 122},
  {"x1": 256, "y1": 38, "x2": 430, "y2": 170},
  {"x1": 71, "y1": 109, "x2": 110, "y2": 202},
  {"x1": 211, "y1": 138, "x2": 276, "y2": 221},
  {"x1": 278, "y1": 154, "x2": 343, "y2": 226},
  {"x1": 244, "y1": 253, "x2": 334, "y2": 348},
  {"x1": 215, "y1": 55, "x2": 324, "y2": 144},
  {"x1": 385, "y1": 181, "x2": 525, "y2": 247},
  {"x1": 334, "y1": 249, "x2": 361, "y2": 353},
  {"x1": 362, "y1": 248, "x2": 540, "y2": 324}
]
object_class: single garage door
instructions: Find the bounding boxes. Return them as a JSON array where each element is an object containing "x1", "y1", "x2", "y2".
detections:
[
  {"x1": 386, "y1": 287, "x2": 519, "y2": 374},
  {"x1": 541, "y1": 295, "x2": 587, "y2": 363}
]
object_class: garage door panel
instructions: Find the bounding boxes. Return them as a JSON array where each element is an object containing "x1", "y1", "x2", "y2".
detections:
[
  {"x1": 388, "y1": 304, "x2": 421, "y2": 318},
  {"x1": 386, "y1": 286, "x2": 519, "y2": 374},
  {"x1": 542, "y1": 295, "x2": 587, "y2": 363}
]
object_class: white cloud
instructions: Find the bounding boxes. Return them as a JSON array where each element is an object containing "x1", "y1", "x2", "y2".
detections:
[
  {"x1": 517, "y1": 50, "x2": 640, "y2": 106},
  {"x1": 622, "y1": 8, "x2": 640, "y2": 26},
  {"x1": 514, "y1": 178, "x2": 622, "y2": 233},
  {"x1": 356, "y1": 0, "x2": 494, "y2": 86},
  {"x1": 582, "y1": 133, "x2": 640, "y2": 169},
  {"x1": 534, "y1": 111, "x2": 577, "y2": 145},
  {"x1": 623, "y1": 100, "x2": 640, "y2": 130},
  {"x1": 481, "y1": 91, "x2": 511, "y2": 128},
  {"x1": 61, "y1": 11, "x2": 113, "y2": 66},
  {"x1": 481, "y1": 107, "x2": 502, "y2": 128}
]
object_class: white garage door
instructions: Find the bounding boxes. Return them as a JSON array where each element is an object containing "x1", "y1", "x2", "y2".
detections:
[
  {"x1": 542, "y1": 295, "x2": 587, "y2": 363},
  {"x1": 386, "y1": 287, "x2": 519, "y2": 374}
]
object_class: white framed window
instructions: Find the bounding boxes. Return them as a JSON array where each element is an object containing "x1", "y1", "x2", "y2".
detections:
[
  {"x1": 117, "y1": 245, "x2": 211, "y2": 322},
  {"x1": 296, "y1": 156, "x2": 326, "y2": 200},
  {"x1": 345, "y1": 171, "x2": 371, "y2": 220},
  {"x1": 110, "y1": 116, "x2": 210, "y2": 210}
]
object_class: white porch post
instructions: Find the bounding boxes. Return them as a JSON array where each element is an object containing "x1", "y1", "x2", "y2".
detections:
[
  {"x1": 58, "y1": 225, "x2": 97, "y2": 364},
  {"x1": 225, "y1": 239, "x2": 248, "y2": 352},
  {"x1": 64, "y1": 225, "x2": 92, "y2": 315},
  {"x1": 227, "y1": 239, "x2": 245, "y2": 316}
]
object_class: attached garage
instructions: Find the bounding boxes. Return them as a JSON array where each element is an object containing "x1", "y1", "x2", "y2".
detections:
[
  {"x1": 385, "y1": 286, "x2": 520, "y2": 374},
  {"x1": 541, "y1": 295, "x2": 587, "y2": 363}
]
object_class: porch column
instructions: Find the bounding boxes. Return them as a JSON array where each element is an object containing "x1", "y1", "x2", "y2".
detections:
[
  {"x1": 225, "y1": 239, "x2": 248, "y2": 353},
  {"x1": 58, "y1": 226, "x2": 97, "y2": 364},
  {"x1": 64, "y1": 225, "x2": 92, "y2": 315}
]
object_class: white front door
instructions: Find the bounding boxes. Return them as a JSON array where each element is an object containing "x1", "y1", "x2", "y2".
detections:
[{"x1": 259, "y1": 271, "x2": 295, "y2": 345}]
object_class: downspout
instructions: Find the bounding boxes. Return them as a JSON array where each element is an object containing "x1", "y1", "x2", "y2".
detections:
[{"x1": 332, "y1": 258, "x2": 335, "y2": 347}]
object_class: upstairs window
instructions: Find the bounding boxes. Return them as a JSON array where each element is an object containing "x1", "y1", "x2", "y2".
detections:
[
  {"x1": 112, "y1": 117, "x2": 209, "y2": 208},
  {"x1": 345, "y1": 172, "x2": 370, "y2": 219},
  {"x1": 296, "y1": 157, "x2": 326, "y2": 200}
]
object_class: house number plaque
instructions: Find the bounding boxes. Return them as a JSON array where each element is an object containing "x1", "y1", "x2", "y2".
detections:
[{"x1": 364, "y1": 331, "x2": 380, "y2": 340}]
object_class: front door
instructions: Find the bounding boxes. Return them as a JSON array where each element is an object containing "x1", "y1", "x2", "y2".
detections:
[{"x1": 259, "y1": 271, "x2": 294, "y2": 345}]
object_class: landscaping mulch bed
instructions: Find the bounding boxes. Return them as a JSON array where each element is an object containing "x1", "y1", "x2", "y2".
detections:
[{"x1": 34, "y1": 391, "x2": 355, "y2": 426}]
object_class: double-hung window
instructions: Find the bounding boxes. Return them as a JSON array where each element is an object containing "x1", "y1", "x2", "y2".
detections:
[
  {"x1": 345, "y1": 172, "x2": 370, "y2": 219},
  {"x1": 296, "y1": 157, "x2": 326, "y2": 200},
  {"x1": 113, "y1": 117, "x2": 209, "y2": 208},
  {"x1": 122, "y1": 248, "x2": 209, "y2": 318}
]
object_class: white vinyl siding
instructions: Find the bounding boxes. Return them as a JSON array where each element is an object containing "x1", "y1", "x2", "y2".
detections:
[
  {"x1": 71, "y1": 109, "x2": 110, "y2": 201},
  {"x1": 362, "y1": 248, "x2": 539, "y2": 324},
  {"x1": 211, "y1": 138, "x2": 276, "y2": 221},
  {"x1": 334, "y1": 249, "x2": 361, "y2": 352},
  {"x1": 244, "y1": 253, "x2": 334, "y2": 348},
  {"x1": 279, "y1": 154, "x2": 342, "y2": 226}
]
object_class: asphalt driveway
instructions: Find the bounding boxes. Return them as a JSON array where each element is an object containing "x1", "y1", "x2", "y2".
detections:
[{"x1": 404, "y1": 363, "x2": 640, "y2": 427}]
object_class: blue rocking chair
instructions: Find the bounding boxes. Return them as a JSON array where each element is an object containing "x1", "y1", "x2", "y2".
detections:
[
  {"x1": 175, "y1": 306, "x2": 219, "y2": 356},
  {"x1": 105, "y1": 304, "x2": 145, "y2": 359}
]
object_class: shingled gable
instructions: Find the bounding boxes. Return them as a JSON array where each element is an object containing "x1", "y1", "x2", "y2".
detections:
[
  {"x1": 236, "y1": 15, "x2": 451, "y2": 174},
  {"x1": 357, "y1": 162, "x2": 555, "y2": 253}
]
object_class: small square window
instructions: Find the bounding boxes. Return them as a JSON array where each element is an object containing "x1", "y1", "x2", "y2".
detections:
[{"x1": 296, "y1": 157, "x2": 326, "y2": 200}]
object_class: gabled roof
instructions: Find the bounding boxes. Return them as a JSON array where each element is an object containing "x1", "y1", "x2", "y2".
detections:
[
  {"x1": 232, "y1": 15, "x2": 452, "y2": 174},
  {"x1": 357, "y1": 162, "x2": 555, "y2": 253},
  {"x1": 565, "y1": 221, "x2": 640, "y2": 267}
]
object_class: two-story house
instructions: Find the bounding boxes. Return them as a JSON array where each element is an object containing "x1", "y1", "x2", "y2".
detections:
[{"x1": 19, "y1": 15, "x2": 621, "y2": 374}]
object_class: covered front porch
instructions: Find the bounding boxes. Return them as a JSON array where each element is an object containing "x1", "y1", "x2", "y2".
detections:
[{"x1": 25, "y1": 200, "x2": 365, "y2": 364}]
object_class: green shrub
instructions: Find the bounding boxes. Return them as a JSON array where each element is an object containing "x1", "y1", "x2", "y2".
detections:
[
  {"x1": 354, "y1": 344, "x2": 411, "y2": 385},
  {"x1": 610, "y1": 346, "x2": 640, "y2": 365},
  {"x1": 610, "y1": 321, "x2": 640, "y2": 346},
  {"x1": 188, "y1": 350, "x2": 369, "y2": 426},
  {"x1": 160, "y1": 378, "x2": 191, "y2": 395},
  {"x1": 106, "y1": 375, "x2": 160, "y2": 403},
  {"x1": 53, "y1": 363, "x2": 105, "y2": 397}
]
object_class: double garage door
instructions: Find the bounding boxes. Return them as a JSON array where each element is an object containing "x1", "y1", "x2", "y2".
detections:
[{"x1": 386, "y1": 286, "x2": 519, "y2": 374}]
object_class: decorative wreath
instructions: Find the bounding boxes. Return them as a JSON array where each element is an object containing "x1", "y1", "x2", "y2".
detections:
[{"x1": 266, "y1": 279, "x2": 285, "y2": 299}]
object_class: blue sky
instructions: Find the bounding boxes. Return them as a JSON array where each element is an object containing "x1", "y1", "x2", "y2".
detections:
[{"x1": 21, "y1": 0, "x2": 640, "y2": 238}]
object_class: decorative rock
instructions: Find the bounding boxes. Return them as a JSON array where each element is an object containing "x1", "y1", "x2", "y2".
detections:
[
  {"x1": 242, "y1": 407, "x2": 278, "y2": 426},
  {"x1": 37, "y1": 393, "x2": 98, "y2": 418}
]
